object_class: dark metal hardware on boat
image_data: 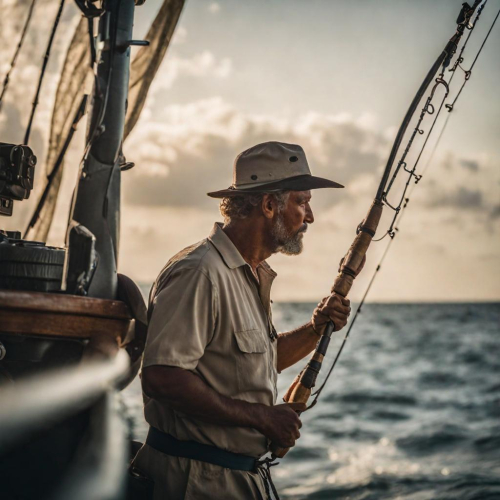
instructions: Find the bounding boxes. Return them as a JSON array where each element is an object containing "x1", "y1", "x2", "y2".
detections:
[
  {"x1": 0, "y1": 143, "x2": 36, "y2": 217},
  {"x1": 118, "y1": 39, "x2": 150, "y2": 52},
  {"x1": 120, "y1": 161, "x2": 135, "y2": 171},
  {"x1": 0, "y1": 239, "x2": 66, "y2": 293},
  {"x1": 64, "y1": 224, "x2": 98, "y2": 296},
  {"x1": 69, "y1": 0, "x2": 136, "y2": 300}
]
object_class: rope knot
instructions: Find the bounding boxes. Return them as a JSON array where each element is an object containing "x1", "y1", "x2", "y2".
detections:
[{"x1": 255, "y1": 456, "x2": 281, "y2": 500}]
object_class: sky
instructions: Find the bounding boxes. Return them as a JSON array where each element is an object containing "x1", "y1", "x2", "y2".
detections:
[{"x1": 0, "y1": 0, "x2": 499, "y2": 302}]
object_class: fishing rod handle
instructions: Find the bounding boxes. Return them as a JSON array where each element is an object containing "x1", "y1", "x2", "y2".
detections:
[
  {"x1": 332, "y1": 199, "x2": 383, "y2": 297},
  {"x1": 271, "y1": 200, "x2": 384, "y2": 459},
  {"x1": 271, "y1": 327, "x2": 333, "y2": 458}
]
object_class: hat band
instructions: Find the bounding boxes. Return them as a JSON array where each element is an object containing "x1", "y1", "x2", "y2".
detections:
[{"x1": 232, "y1": 174, "x2": 312, "y2": 190}]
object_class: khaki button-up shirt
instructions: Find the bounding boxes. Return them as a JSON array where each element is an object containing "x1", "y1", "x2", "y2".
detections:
[{"x1": 142, "y1": 222, "x2": 278, "y2": 458}]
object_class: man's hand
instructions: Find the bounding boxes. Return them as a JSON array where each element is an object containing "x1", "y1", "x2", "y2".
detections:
[
  {"x1": 257, "y1": 402, "x2": 306, "y2": 448},
  {"x1": 312, "y1": 293, "x2": 351, "y2": 335}
]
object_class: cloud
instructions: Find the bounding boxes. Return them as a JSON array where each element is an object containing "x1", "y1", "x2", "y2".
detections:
[
  {"x1": 427, "y1": 186, "x2": 483, "y2": 210},
  {"x1": 460, "y1": 159, "x2": 479, "y2": 172},
  {"x1": 123, "y1": 97, "x2": 389, "y2": 210},
  {"x1": 490, "y1": 205, "x2": 500, "y2": 220},
  {"x1": 153, "y1": 51, "x2": 232, "y2": 90},
  {"x1": 208, "y1": 3, "x2": 221, "y2": 14},
  {"x1": 417, "y1": 151, "x2": 499, "y2": 225},
  {"x1": 172, "y1": 26, "x2": 187, "y2": 46}
]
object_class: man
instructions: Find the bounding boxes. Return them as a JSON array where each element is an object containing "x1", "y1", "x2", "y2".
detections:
[{"x1": 133, "y1": 141, "x2": 352, "y2": 499}]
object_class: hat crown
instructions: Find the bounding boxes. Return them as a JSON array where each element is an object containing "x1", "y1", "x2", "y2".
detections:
[{"x1": 233, "y1": 141, "x2": 311, "y2": 188}]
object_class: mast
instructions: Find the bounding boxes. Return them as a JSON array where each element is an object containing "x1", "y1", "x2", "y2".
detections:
[{"x1": 69, "y1": 0, "x2": 136, "y2": 299}]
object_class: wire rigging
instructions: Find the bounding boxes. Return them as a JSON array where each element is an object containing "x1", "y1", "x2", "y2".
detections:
[
  {"x1": 24, "y1": 0, "x2": 66, "y2": 146},
  {"x1": 309, "y1": 0, "x2": 498, "y2": 407},
  {"x1": 0, "y1": 0, "x2": 37, "y2": 112}
]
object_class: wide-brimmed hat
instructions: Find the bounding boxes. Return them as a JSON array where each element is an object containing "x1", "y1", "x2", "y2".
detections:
[{"x1": 207, "y1": 141, "x2": 343, "y2": 198}]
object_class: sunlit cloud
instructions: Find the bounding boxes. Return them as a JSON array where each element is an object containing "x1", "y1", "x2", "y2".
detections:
[
  {"x1": 153, "y1": 51, "x2": 232, "y2": 91},
  {"x1": 208, "y1": 2, "x2": 221, "y2": 14},
  {"x1": 124, "y1": 97, "x2": 389, "y2": 210}
]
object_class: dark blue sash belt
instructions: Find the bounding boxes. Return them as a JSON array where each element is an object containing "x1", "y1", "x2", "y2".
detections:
[{"x1": 146, "y1": 426, "x2": 258, "y2": 472}]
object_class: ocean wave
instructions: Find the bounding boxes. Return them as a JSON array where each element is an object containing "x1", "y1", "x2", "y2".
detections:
[
  {"x1": 329, "y1": 391, "x2": 418, "y2": 406},
  {"x1": 371, "y1": 409, "x2": 411, "y2": 421},
  {"x1": 396, "y1": 425, "x2": 469, "y2": 456},
  {"x1": 321, "y1": 427, "x2": 381, "y2": 442},
  {"x1": 417, "y1": 371, "x2": 464, "y2": 388}
]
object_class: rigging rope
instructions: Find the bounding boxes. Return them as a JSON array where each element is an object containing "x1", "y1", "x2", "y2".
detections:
[
  {"x1": 24, "y1": 0, "x2": 66, "y2": 146},
  {"x1": 0, "y1": 0, "x2": 37, "y2": 112},
  {"x1": 308, "y1": 0, "x2": 499, "y2": 408},
  {"x1": 23, "y1": 95, "x2": 88, "y2": 239}
]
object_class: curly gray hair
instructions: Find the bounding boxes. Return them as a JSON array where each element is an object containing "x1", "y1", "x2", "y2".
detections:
[{"x1": 220, "y1": 191, "x2": 290, "y2": 224}]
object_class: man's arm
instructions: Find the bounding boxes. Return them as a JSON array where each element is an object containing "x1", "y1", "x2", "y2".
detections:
[
  {"x1": 142, "y1": 365, "x2": 305, "y2": 449},
  {"x1": 277, "y1": 294, "x2": 351, "y2": 372}
]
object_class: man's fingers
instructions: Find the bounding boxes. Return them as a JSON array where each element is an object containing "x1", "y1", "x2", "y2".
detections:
[
  {"x1": 327, "y1": 311, "x2": 349, "y2": 329},
  {"x1": 321, "y1": 303, "x2": 350, "y2": 316},
  {"x1": 325, "y1": 294, "x2": 350, "y2": 308}
]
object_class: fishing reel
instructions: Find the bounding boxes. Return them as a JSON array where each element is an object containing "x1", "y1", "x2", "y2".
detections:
[{"x1": 0, "y1": 142, "x2": 37, "y2": 217}]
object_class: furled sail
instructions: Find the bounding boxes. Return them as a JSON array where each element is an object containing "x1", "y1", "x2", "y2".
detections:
[
  {"x1": 125, "y1": 0, "x2": 185, "y2": 140},
  {"x1": 27, "y1": 0, "x2": 185, "y2": 242}
]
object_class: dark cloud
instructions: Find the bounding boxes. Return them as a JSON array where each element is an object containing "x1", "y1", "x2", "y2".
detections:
[
  {"x1": 490, "y1": 205, "x2": 500, "y2": 220},
  {"x1": 427, "y1": 186, "x2": 483, "y2": 210},
  {"x1": 460, "y1": 159, "x2": 479, "y2": 172}
]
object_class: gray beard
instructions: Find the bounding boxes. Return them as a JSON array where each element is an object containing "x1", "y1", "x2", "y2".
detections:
[{"x1": 271, "y1": 214, "x2": 305, "y2": 255}]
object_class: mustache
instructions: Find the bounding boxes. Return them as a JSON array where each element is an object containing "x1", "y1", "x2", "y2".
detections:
[{"x1": 298, "y1": 223, "x2": 308, "y2": 234}]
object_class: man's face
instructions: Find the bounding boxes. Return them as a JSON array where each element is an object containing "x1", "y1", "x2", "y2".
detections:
[{"x1": 271, "y1": 190, "x2": 314, "y2": 255}]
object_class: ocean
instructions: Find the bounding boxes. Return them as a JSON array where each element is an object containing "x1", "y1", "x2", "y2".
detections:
[{"x1": 122, "y1": 302, "x2": 500, "y2": 499}]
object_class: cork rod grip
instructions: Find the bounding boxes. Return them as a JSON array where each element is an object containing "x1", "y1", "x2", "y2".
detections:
[{"x1": 270, "y1": 200, "x2": 383, "y2": 459}]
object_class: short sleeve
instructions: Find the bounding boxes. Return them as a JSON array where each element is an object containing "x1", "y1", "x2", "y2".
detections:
[{"x1": 142, "y1": 268, "x2": 218, "y2": 371}]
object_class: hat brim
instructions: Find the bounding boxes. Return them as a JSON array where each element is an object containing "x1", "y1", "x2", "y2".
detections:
[{"x1": 207, "y1": 174, "x2": 344, "y2": 198}]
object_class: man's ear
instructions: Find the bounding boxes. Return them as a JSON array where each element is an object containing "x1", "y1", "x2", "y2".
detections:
[{"x1": 261, "y1": 194, "x2": 276, "y2": 219}]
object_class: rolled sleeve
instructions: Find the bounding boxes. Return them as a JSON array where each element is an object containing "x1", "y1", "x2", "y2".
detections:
[{"x1": 143, "y1": 268, "x2": 218, "y2": 371}]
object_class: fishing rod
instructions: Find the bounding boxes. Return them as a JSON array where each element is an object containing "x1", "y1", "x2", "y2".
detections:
[{"x1": 271, "y1": 0, "x2": 495, "y2": 458}]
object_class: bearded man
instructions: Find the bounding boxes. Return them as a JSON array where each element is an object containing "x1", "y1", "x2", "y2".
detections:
[{"x1": 132, "y1": 141, "x2": 352, "y2": 499}]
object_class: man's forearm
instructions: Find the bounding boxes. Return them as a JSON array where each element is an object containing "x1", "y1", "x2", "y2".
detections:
[
  {"x1": 142, "y1": 365, "x2": 266, "y2": 430},
  {"x1": 277, "y1": 321, "x2": 319, "y2": 372}
]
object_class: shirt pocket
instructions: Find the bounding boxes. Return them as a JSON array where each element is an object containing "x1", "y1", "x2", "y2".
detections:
[{"x1": 233, "y1": 329, "x2": 270, "y2": 396}]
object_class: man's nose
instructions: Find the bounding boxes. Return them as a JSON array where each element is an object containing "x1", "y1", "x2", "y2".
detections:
[{"x1": 305, "y1": 204, "x2": 314, "y2": 224}]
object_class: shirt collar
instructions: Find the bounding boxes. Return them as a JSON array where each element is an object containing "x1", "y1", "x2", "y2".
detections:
[
  {"x1": 208, "y1": 223, "x2": 277, "y2": 277},
  {"x1": 209, "y1": 223, "x2": 247, "y2": 269}
]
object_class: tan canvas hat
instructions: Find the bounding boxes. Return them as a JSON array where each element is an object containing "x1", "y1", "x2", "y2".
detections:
[{"x1": 207, "y1": 141, "x2": 343, "y2": 198}]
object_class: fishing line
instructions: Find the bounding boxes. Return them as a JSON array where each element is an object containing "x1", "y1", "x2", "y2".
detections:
[
  {"x1": 446, "y1": 5, "x2": 500, "y2": 113},
  {"x1": 308, "y1": 0, "x2": 498, "y2": 408},
  {"x1": 24, "y1": 0, "x2": 66, "y2": 146},
  {"x1": 0, "y1": 0, "x2": 37, "y2": 112}
]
